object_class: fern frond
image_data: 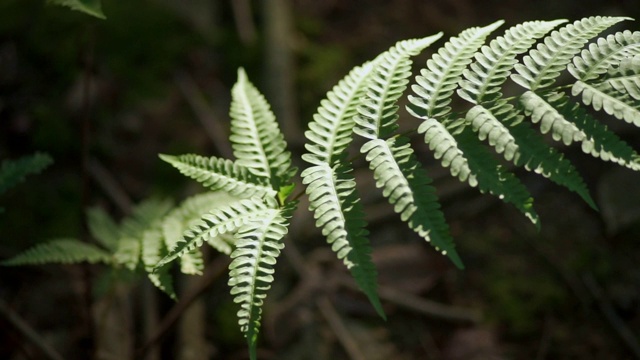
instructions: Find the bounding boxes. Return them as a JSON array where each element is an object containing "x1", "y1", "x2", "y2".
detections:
[
  {"x1": 467, "y1": 104, "x2": 596, "y2": 208},
  {"x1": 142, "y1": 228, "x2": 176, "y2": 299},
  {"x1": 2, "y1": 238, "x2": 111, "y2": 266},
  {"x1": 228, "y1": 207, "x2": 290, "y2": 359},
  {"x1": 353, "y1": 34, "x2": 443, "y2": 140},
  {"x1": 0, "y1": 152, "x2": 53, "y2": 195},
  {"x1": 512, "y1": 16, "x2": 630, "y2": 90},
  {"x1": 521, "y1": 90, "x2": 640, "y2": 170},
  {"x1": 408, "y1": 20, "x2": 504, "y2": 119},
  {"x1": 230, "y1": 68, "x2": 296, "y2": 188},
  {"x1": 568, "y1": 30, "x2": 640, "y2": 81},
  {"x1": 458, "y1": 19, "x2": 566, "y2": 104},
  {"x1": 605, "y1": 55, "x2": 640, "y2": 99},
  {"x1": 361, "y1": 137, "x2": 463, "y2": 268},
  {"x1": 87, "y1": 207, "x2": 120, "y2": 252},
  {"x1": 573, "y1": 80, "x2": 640, "y2": 126},
  {"x1": 155, "y1": 197, "x2": 277, "y2": 268},
  {"x1": 302, "y1": 62, "x2": 377, "y2": 166},
  {"x1": 301, "y1": 161, "x2": 384, "y2": 317},
  {"x1": 159, "y1": 154, "x2": 276, "y2": 199}
]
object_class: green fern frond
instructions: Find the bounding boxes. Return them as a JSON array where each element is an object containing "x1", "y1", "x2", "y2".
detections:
[
  {"x1": 156, "y1": 197, "x2": 277, "y2": 268},
  {"x1": 467, "y1": 103, "x2": 596, "y2": 208},
  {"x1": 354, "y1": 35, "x2": 443, "y2": 140},
  {"x1": 142, "y1": 228, "x2": 176, "y2": 299},
  {"x1": 228, "y1": 207, "x2": 289, "y2": 359},
  {"x1": 458, "y1": 19, "x2": 566, "y2": 105},
  {"x1": 605, "y1": 55, "x2": 640, "y2": 99},
  {"x1": 87, "y1": 207, "x2": 120, "y2": 252},
  {"x1": 159, "y1": 153, "x2": 276, "y2": 199},
  {"x1": 408, "y1": 20, "x2": 504, "y2": 119},
  {"x1": 521, "y1": 90, "x2": 640, "y2": 170},
  {"x1": 301, "y1": 161, "x2": 384, "y2": 317},
  {"x1": 2, "y1": 238, "x2": 111, "y2": 266},
  {"x1": 567, "y1": 30, "x2": 640, "y2": 81},
  {"x1": 0, "y1": 152, "x2": 53, "y2": 195},
  {"x1": 230, "y1": 68, "x2": 296, "y2": 188},
  {"x1": 512, "y1": 16, "x2": 630, "y2": 90},
  {"x1": 302, "y1": 62, "x2": 377, "y2": 166},
  {"x1": 362, "y1": 137, "x2": 463, "y2": 268},
  {"x1": 573, "y1": 80, "x2": 640, "y2": 126}
]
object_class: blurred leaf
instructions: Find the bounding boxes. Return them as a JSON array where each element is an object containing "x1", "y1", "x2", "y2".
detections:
[{"x1": 47, "y1": 0, "x2": 105, "y2": 19}]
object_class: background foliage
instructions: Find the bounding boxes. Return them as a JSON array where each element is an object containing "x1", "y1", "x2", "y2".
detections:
[{"x1": 1, "y1": 1, "x2": 640, "y2": 359}]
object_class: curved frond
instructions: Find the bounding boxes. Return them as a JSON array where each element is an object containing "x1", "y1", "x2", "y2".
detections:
[
  {"x1": 512, "y1": 16, "x2": 629, "y2": 90},
  {"x1": 0, "y1": 152, "x2": 53, "y2": 195},
  {"x1": 142, "y1": 228, "x2": 176, "y2": 299},
  {"x1": 2, "y1": 239, "x2": 111, "y2": 266},
  {"x1": 301, "y1": 161, "x2": 384, "y2": 317},
  {"x1": 303, "y1": 62, "x2": 377, "y2": 166},
  {"x1": 159, "y1": 154, "x2": 275, "y2": 199},
  {"x1": 573, "y1": 80, "x2": 640, "y2": 126},
  {"x1": 354, "y1": 34, "x2": 443, "y2": 140},
  {"x1": 467, "y1": 104, "x2": 596, "y2": 208},
  {"x1": 521, "y1": 90, "x2": 640, "y2": 170},
  {"x1": 361, "y1": 137, "x2": 463, "y2": 268},
  {"x1": 230, "y1": 68, "x2": 296, "y2": 187},
  {"x1": 568, "y1": 30, "x2": 640, "y2": 81},
  {"x1": 458, "y1": 19, "x2": 566, "y2": 104},
  {"x1": 408, "y1": 20, "x2": 504, "y2": 119},
  {"x1": 155, "y1": 197, "x2": 276, "y2": 268},
  {"x1": 228, "y1": 208, "x2": 289, "y2": 358}
]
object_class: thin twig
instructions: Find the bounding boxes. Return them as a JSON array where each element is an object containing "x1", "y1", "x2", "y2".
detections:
[
  {"x1": 88, "y1": 157, "x2": 133, "y2": 214},
  {"x1": 582, "y1": 273, "x2": 640, "y2": 359},
  {"x1": 316, "y1": 296, "x2": 367, "y2": 360},
  {"x1": 230, "y1": 0, "x2": 257, "y2": 45},
  {"x1": 0, "y1": 298, "x2": 65, "y2": 360}
]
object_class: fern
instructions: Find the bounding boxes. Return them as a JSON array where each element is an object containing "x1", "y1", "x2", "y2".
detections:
[
  {"x1": 1, "y1": 239, "x2": 111, "y2": 266},
  {"x1": 0, "y1": 152, "x2": 53, "y2": 196}
]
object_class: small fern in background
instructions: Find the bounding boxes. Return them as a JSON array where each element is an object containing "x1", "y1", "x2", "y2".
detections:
[
  {"x1": 3, "y1": 16, "x2": 640, "y2": 360},
  {"x1": 0, "y1": 152, "x2": 53, "y2": 213}
]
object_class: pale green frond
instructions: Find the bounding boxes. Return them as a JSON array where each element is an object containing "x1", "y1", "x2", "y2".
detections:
[
  {"x1": 408, "y1": 20, "x2": 504, "y2": 119},
  {"x1": 303, "y1": 62, "x2": 377, "y2": 166},
  {"x1": 230, "y1": 68, "x2": 296, "y2": 187},
  {"x1": 573, "y1": 80, "x2": 640, "y2": 126},
  {"x1": 227, "y1": 208, "x2": 289, "y2": 358},
  {"x1": 568, "y1": 30, "x2": 640, "y2": 81},
  {"x1": 424, "y1": 120, "x2": 540, "y2": 226},
  {"x1": 467, "y1": 104, "x2": 596, "y2": 208},
  {"x1": 0, "y1": 152, "x2": 53, "y2": 195},
  {"x1": 119, "y1": 198, "x2": 174, "y2": 238},
  {"x1": 142, "y1": 228, "x2": 176, "y2": 299},
  {"x1": 159, "y1": 154, "x2": 275, "y2": 199},
  {"x1": 353, "y1": 34, "x2": 443, "y2": 140},
  {"x1": 605, "y1": 55, "x2": 640, "y2": 100},
  {"x1": 458, "y1": 19, "x2": 566, "y2": 104},
  {"x1": 521, "y1": 91, "x2": 640, "y2": 170},
  {"x1": 512, "y1": 16, "x2": 629, "y2": 90},
  {"x1": 114, "y1": 237, "x2": 142, "y2": 270},
  {"x1": 162, "y1": 216, "x2": 205, "y2": 275},
  {"x1": 301, "y1": 160, "x2": 384, "y2": 318},
  {"x1": 1, "y1": 238, "x2": 111, "y2": 266},
  {"x1": 87, "y1": 207, "x2": 120, "y2": 252},
  {"x1": 155, "y1": 197, "x2": 275, "y2": 269},
  {"x1": 361, "y1": 136, "x2": 463, "y2": 268}
]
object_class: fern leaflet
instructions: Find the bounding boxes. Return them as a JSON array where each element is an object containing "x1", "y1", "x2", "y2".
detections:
[
  {"x1": 568, "y1": 30, "x2": 640, "y2": 81},
  {"x1": 228, "y1": 205, "x2": 290, "y2": 360},
  {"x1": 1, "y1": 239, "x2": 111, "y2": 266},
  {"x1": 573, "y1": 80, "x2": 640, "y2": 126},
  {"x1": 230, "y1": 68, "x2": 296, "y2": 189},
  {"x1": 0, "y1": 152, "x2": 53, "y2": 195},
  {"x1": 512, "y1": 16, "x2": 630, "y2": 90}
]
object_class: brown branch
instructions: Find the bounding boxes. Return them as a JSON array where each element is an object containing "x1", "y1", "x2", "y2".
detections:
[{"x1": 316, "y1": 296, "x2": 367, "y2": 360}]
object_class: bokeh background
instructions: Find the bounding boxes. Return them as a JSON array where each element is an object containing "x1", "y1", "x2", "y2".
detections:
[{"x1": 1, "y1": 0, "x2": 640, "y2": 359}]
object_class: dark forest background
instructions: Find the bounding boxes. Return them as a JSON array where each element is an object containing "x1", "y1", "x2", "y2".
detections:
[{"x1": 1, "y1": 0, "x2": 640, "y2": 359}]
